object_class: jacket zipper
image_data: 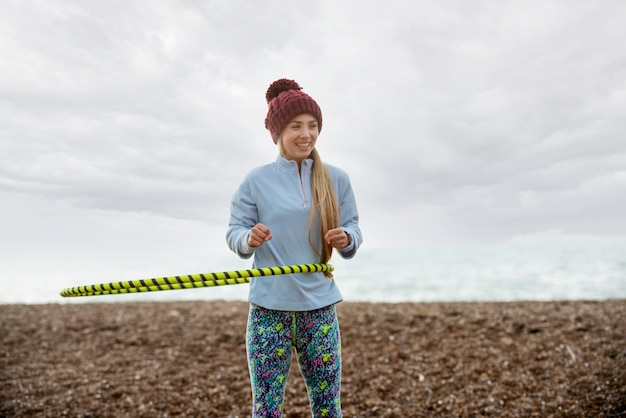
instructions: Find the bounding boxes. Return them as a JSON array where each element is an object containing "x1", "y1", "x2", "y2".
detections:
[{"x1": 294, "y1": 161, "x2": 308, "y2": 208}]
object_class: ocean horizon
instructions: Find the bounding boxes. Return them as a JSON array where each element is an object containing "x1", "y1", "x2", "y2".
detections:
[{"x1": 3, "y1": 244, "x2": 625, "y2": 305}]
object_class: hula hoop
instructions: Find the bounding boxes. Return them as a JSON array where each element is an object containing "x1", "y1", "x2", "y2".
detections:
[{"x1": 60, "y1": 263, "x2": 333, "y2": 298}]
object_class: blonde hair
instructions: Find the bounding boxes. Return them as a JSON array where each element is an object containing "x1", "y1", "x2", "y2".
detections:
[{"x1": 308, "y1": 148, "x2": 339, "y2": 278}]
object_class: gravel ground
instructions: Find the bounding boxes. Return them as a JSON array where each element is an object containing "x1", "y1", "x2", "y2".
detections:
[{"x1": 1, "y1": 299, "x2": 624, "y2": 417}]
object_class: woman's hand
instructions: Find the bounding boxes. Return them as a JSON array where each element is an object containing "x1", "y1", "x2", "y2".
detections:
[
  {"x1": 248, "y1": 223, "x2": 272, "y2": 247},
  {"x1": 325, "y1": 228, "x2": 351, "y2": 249}
]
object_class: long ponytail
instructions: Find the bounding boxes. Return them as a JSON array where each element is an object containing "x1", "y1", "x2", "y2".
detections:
[{"x1": 308, "y1": 148, "x2": 339, "y2": 278}]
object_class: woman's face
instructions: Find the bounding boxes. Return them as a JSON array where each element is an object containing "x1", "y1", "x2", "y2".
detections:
[{"x1": 278, "y1": 113, "x2": 319, "y2": 163}]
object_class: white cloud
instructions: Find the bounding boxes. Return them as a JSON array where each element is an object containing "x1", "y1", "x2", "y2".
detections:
[{"x1": 1, "y1": 0, "x2": 626, "y2": 300}]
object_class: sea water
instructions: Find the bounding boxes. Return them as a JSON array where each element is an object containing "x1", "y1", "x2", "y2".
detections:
[
  {"x1": 2, "y1": 245, "x2": 625, "y2": 304},
  {"x1": 334, "y1": 245, "x2": 626, "y2": 302}
]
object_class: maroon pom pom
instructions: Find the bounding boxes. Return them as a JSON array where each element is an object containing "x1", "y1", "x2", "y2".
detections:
[{"x1": 265, "y1": 79, "x2": 302, "y2": 103}]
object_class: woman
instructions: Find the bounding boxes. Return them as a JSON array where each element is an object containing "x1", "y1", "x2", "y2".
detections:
[{"x1": 226, "y1": 78, "x2": 362, "y2": 417}]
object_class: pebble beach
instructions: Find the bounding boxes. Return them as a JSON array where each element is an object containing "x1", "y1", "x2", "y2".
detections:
[{"x1": 1, "y1": 299, "x2": 624, "y2": 417}]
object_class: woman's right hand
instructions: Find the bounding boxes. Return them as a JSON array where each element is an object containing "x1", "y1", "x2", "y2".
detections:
[{"x1": 248, "y1": 223, "x2": 272, "y2": 247}]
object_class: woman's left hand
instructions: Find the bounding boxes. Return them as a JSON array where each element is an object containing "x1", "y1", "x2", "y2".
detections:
[{"x1": 325, "y1": 228, "x2": 351, "y2": 249}]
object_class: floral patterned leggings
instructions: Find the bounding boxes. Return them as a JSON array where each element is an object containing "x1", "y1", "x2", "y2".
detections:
[{"x1": 246, "y1": 303, "x2": 342, "y2": 417}]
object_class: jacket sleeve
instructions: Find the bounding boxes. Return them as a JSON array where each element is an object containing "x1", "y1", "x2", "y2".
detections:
[
  {"x1": 335, "y1": 170, "x2": 363, "y2": 259},
  {"x1": 226, "y1": 177, "x2": 258, "y2": 259}
]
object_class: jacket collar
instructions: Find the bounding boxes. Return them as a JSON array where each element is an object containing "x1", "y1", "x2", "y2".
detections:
[{"x1": 275, "y1": 154, "x2": 313, "y2": 171}]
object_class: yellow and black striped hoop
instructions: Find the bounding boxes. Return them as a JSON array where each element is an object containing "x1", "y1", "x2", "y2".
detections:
[{"x1": 60, "y1": 263, "x2": 333, "y2": 297}]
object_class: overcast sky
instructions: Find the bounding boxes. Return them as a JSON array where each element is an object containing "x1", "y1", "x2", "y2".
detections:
[{"x1": 1, "y1": 0, "x2": 625, "y2": 294}]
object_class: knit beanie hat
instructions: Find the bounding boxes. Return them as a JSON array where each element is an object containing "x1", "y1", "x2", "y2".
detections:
[{"x1": 264, "y1": 79, "x2": 323, "y2": 143}]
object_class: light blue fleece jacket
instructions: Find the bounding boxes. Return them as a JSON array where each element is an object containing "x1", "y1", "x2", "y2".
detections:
[{"x1": 226, "y1": 155, "x2": 362, "y2": 311}]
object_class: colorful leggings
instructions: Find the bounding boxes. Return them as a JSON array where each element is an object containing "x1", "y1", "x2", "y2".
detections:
[{"x1": 246, "y1": 303, "x2": 342, "y2": 418}]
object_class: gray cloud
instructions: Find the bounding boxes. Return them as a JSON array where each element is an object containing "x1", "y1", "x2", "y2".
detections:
[{"x1": 1, "y1": 0, "x2": 625, "y2": 263}]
